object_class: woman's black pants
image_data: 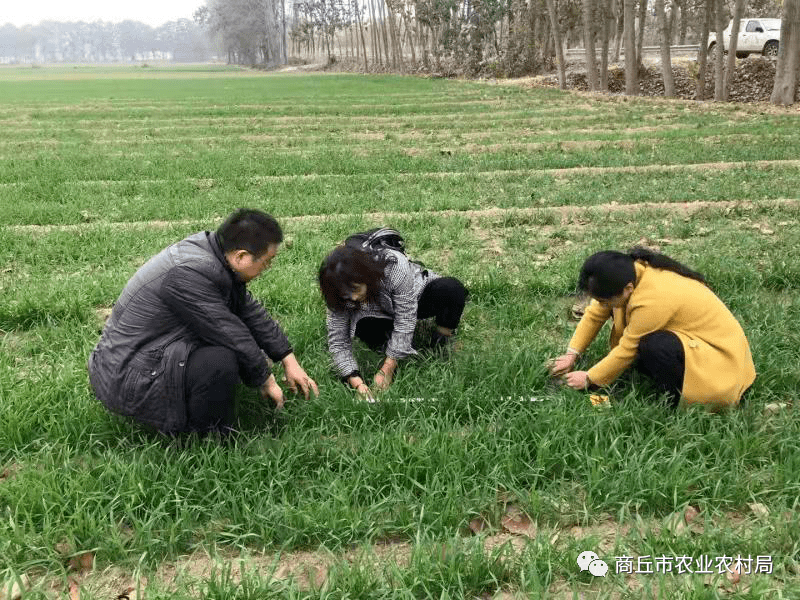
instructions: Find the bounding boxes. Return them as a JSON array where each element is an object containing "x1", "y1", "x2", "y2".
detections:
[
  {"x1": 634, "y1": 331, "x2": 685, "y2": 408},
  {"x1": 354, "y1": 276, "x2": 468, "y2": 350}
]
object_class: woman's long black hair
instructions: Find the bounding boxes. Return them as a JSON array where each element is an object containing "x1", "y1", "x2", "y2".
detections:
[
  {"x1": 578, "y1": 246, "x2": 706, "y2": 299},
  {"x1": 318, "y1": 245, "x2": 389, "y2": 311}
]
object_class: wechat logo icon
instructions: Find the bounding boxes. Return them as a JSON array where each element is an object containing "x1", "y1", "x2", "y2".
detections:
[{"x1": 577, "y1": 550, "x2": 609, "y2": 577}]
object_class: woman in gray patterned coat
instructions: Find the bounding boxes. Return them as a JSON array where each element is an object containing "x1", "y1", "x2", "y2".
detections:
[{"x1": 318, "y1": 244, "x2": 468, "y2": 396}]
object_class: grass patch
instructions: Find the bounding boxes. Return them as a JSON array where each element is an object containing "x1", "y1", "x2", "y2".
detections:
[{"x1": 1, "y1": 70, "x2": 799, "y2": 598}]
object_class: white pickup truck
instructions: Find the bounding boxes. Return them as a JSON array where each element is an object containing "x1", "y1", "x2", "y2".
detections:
[{"x1": 707, "y1": 18, "x2": 781, "y2": 59}]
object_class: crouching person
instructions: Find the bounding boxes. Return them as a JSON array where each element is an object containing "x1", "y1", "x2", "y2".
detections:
[
  {"x1": 550, "y1": 247, "x2": 755, "y2": 410},
  {"x1": 88, "y1": 208, "x2": 318, "y2": 435},
  {"x1": 318, "y1": 229, "x2": 468, "y2": 397}
]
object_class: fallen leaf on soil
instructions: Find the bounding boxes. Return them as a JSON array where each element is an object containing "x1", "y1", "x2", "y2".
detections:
[
  {"x1": 684, "y1": 505, "x2": 700, "y2": 524},
  {"x1": 763, "y1": 402, "x2": 788, "y2": 416},
  {"x1": 68, "y1": 578, "x2": 80, "y2": 600},
  {"x1": 748, "y1": 503, "x2": 769, "y2": 519},
  {"x1": 500, "y1": 505, "x2": 535, "y2": 536},
  {"x1": 727, "y1": 561, "x2": 741, "y2": 585},
  {"x1": 749, "y1": 224, "x2": 775, "y2": 235},
  {"x1": 0, "y1": 575, "x2": 29, "y2": 600},
  {"x1": 589, "y1": 394, "x2": 611, "y2": 408},
  {"x1": 68, "y1": 552, "x2": 94, "y2": 572},
  {"x1": 662, "y1": 511, "x2": 687, "y2": 535},
  {"x1": 570, "y1": 297, "x2": 590, "y2": 320},
  {"x1": 683, "y1": 505, "x2": 704, "y2": 533},
  {"x1": 54, "y1": 540, "x2": 72, "y2": 556},
  {"x1": 532, "y1": 254, "x2": 551, "y2": 265},
  {"x1": 634, "y1": 237, "x2": 660, "y2": 251},
  {"x1": 469, "y1": 516, "x2": 490, "y2": 534}
]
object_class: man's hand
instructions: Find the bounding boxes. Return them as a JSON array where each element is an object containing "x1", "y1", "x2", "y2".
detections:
[
  {"x1": 549, "y1": 352, "x2": 578, "y2": 376},
  {"x1": 281, "y1": 353, "x2": 319, "y2": 400},
  {"x1": 374, "y1": 357, "x2": 397, "y2": 391},
  {"x1": 565, "y1": 370, "x2": 592, "y2": 390},
  {"x1": 260, "y1": 374, "x2": 285, "y2": 409}
]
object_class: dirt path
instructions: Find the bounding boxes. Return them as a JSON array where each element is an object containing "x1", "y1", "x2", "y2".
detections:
[
  {"x1": 4, "y1": 197, "x2": 797, "y2": 236},
  {"x1": 2, "y1": 159, "x2": 799, "y2": 191},
  {"x1": 25, "y1": 503, "x2": 783, "y2": 600}
]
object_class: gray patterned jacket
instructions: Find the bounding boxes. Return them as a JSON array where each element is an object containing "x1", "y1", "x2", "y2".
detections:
[{"x1": 325, "y1": 249, "x2": 438, "y2": 377}]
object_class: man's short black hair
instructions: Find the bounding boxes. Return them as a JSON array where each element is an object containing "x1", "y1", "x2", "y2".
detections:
[{"x1": 217, "y1": 209, "x2": 283, "y2": 256}]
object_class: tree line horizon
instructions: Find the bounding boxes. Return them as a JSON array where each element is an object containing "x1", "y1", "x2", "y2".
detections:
[{"x1": 1, "y1": 0, "x2": 797, "y2": 104}]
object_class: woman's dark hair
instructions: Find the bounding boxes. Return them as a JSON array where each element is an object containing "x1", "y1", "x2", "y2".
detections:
[
  {"x1": 578, "y1": 247, "x2": 706, "y2": 299},
  {"x1": 217, "y1": 208, "x2": 283, "y2": 256},
  {"x1": 318, "y1": 245, "x2": 389, "y2": 311}
]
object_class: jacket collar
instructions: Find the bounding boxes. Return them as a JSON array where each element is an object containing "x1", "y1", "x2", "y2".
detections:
[
  {"x1": 634, "y1": 260, "x2": 646, "y2": 286},
  {"x1": 617, "y1": 262, "x2": 647, "y2": 319},
  {"x1": 209, "y1": 231, "x2": 241, "y2": 282}
]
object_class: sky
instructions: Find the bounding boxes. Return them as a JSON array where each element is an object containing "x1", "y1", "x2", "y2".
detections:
[{"x1": 4, "y1": 0, "x2": 205, "y2": 28}]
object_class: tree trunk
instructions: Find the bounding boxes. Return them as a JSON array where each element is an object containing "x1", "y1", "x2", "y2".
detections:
[
  {"x1": 583, "y1": 0, "x2": 599, "y2": 90},
  {"x1": 667, "y1": 1, "x2": 677, "y2": 44},
  {"x1": 713, "y1": 0, "x2": 725, "y2": 100},
  {"x1": 369, "y1": 0, "x2": 382, "y2": 65},
  {"x1": 529, "y1": 0, "x2": 541, "y2": 72},
  {"x1": 432, "y1": 23, "x2": 442, "y2": 71},
  {"x1": 378, "y1": 0, "x2": 392, "y2": 67},
  {"x1": 385, "y1": 0, "x2": 402, "y2": 69},
  {"x1": 357, "y1": 5, "x2": 369, "y2": 70},
  {"x1": 723, "y1": 0, "x2": 745, "y2": 100},
  {"x1": 542, "y1": 10, "x2": 555, "y2": 61},
  {"x1": 281, "y1": 0, "x2": 287, "y2": 63},
  {"x1": 655, "y1": 0, "x2": 674, "y2": 96},
  {"x1": 678, "y1": 0, "x2": 688, "y2": 44},
  {"x1": 771, "y1": 0, "x2": 800, "y2": 105},
  {"x1": 599, "y1": 0, "x2": 614, "y2": 89},
  {"x1": 613, "y1": 0, "x2": 624, "y2": 61},
  {"x1": 636, "y1": 0, "x2": 647, "y2": 68},
  {"x1": 420, "y1": 25, "x2": 430, "y2": 70},
  {"x1": 695, "y1": 0, "x2": 711, "y2": 100},
  {"x1": 544, "y1": 0, "x2": 567, "y2": 88},
  {"x1": 403, "y1": 10, "x2": 416, "y2": 65},
  {"x1": 624, "y1": 0, "x2": 637, "y2": 93}
]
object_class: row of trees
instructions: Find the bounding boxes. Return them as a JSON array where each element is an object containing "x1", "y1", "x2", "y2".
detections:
[
  {"x1": 194, "y1": 0, "x2": 287, "y2": 65},
  {"x1": 200, "y1": 0, "x2": 797, "y2": 103},
  {"x1": 0, "y1": 19, "x2": 213, "y2": 63},
  {"x1": 1, "y1": 0, "x2": 796, "y2": 104}
]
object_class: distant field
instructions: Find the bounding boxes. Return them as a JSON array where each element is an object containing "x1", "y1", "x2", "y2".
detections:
[{"x1": 1, "y1": 65, "x2": 799, "y2": 599}]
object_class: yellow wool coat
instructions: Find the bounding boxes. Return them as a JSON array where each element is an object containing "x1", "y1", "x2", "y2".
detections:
[{"x1": 568, "y1": 262, "x2": 756, "y2": 408}]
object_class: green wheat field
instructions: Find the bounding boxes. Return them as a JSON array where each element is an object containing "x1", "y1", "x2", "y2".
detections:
[{"x1": 1, "y1": 64, "x2": 799, "y2": 599}]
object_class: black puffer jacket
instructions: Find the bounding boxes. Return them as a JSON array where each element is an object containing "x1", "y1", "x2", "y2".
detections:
[{"x1": 88, "y1": 231, "x2": 292, "y2": 432}]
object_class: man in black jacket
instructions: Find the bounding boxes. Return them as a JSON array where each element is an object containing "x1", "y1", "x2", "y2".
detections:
[{"x1": 88, "y1": 208, "x2": 318, "y2": 434}]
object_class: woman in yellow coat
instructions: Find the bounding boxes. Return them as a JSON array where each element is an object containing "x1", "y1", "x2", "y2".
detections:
[{"x1": 550, "y1": 248, "x2": 755, "y2": 409}]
